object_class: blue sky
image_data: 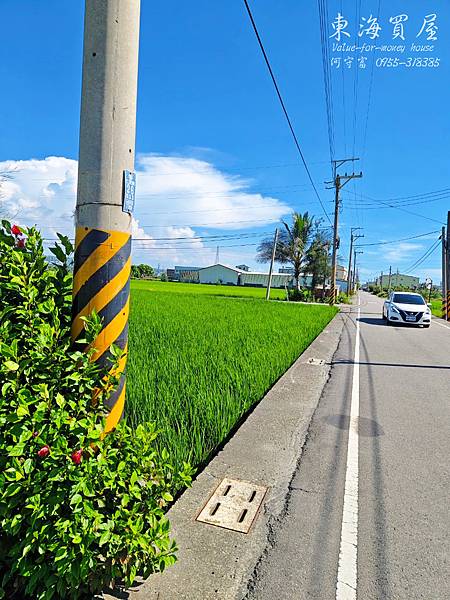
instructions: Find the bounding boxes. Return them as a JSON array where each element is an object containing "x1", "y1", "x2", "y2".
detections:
[{"x1": 0, "y1": 0, "x2": 448, "y2": 282}]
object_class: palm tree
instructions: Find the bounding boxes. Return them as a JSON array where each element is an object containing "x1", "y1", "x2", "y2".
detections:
[{"x1": 257, "y1": 212, "x2": 318, "y2": 290}]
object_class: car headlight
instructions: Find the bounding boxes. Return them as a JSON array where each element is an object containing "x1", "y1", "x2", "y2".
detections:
[{"x1": 391, "y1": 305, "x2": 400, "y2": 313}]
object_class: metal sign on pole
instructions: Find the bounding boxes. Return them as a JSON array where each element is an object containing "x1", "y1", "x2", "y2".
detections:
[{"x1": 72, "y1": 0, "x2": 141, "y2": 433}]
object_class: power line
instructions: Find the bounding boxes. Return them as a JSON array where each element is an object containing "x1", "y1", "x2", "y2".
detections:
[
  {"x1": 242, "y1": 0, "x2": 332, "y2": 225},
  {"x1": 404, "y1": 238, "x2": 441, "y2": 273},
  {"x1": 356, "y1": 230, "x2": 440, "y2": 247},
  {"x1": 318, "y1": 0, "x2": 335, "y2": 163}
]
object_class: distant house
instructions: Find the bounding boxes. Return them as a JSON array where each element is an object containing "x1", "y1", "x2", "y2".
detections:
[
  {"x1": 336, "y1": 265, "x2": 348, "y2": 281},
  {"x1": 197, "y1": 264, "x2": 293, "y2": 289},
  {"x1": 235, "y1": 264, "x2": 250, "y2": 272},
  {"x1": 377, "y1": 273, "x2": 420, "y2": 290},
  {"x1": 166, "y1": 265, "x2": 201, "y2": 282}
]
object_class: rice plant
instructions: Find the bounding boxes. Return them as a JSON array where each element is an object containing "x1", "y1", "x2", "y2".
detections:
[{"x1": 126, "y1": 282, "x2": 337, "y2": 471}]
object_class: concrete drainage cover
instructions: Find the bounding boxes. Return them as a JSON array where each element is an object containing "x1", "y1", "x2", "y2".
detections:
[
  {"x1": 196, "y1": 478, "x2": 268, "y2": 534},
  {"x1": 307, "y1": 357, "x2": 326, "y2": 366}
]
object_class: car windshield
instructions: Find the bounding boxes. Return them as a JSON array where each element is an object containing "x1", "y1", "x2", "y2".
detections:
[{"x1": 392, "y1": 294, "x2": 425, "y2": 305}]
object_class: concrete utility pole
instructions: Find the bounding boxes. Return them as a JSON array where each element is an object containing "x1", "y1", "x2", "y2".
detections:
[
  {"x1": 442, "y1": 226, "x2": 448, "y2": 320},
  {"x1": 72, "y1": 0, "x2": 141, "y2": 433},
  {"x1": 328, "y1": 159, "x2": 362, "y2": 305},
  {"x1": 266, "y1": 228, "x2": 279, "y2": 301},
  {"x1": 446, "y1": 214, "x2": 450, "y2": 320},
  {"x1": 353, "y1": 250, "x2": 363, "y2": 293},
  {"x1": 347, "y1": 227, "x2": 363, "y2": 294},
  {"x1": 388, "y1": 265, "x2": 392, "y2": 294}
]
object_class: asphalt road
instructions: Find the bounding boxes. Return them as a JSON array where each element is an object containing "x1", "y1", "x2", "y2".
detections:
[{"x1": 246, "y1": 292, "x2": 450, "y2": 600}]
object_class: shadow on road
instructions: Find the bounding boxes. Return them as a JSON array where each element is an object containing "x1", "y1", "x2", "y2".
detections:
[
  {"x1": 358, "y1": 317, "x2": 386, "y2": 326},
  {"x1": 324, "y1": 414, "x2": 385, "y2": 437}
]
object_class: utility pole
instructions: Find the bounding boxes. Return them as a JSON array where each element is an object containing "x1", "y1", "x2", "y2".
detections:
[
  {"x1": 353, "y1": 250, "x2": 363, "y2": 293},
  {"x1": 266, "y1": 228, "x2": 279, "y2": 301},
  {"x1": 380, "y1": 271, "x2": 384, "y2": 291},
  {"x1": 347, "y1": 227, "x2": 363, "y2": 294},
  {"x1": 388, "y1": 265, "x2": 392, "y2": 295},
  {"x1": 442, "y1": 226, "x2": 448, "y2": 320},
  {"x1": 327, "y1": 159, "x2": 363, "y2": 305},
  {"x1": 215, "y1": 246, "x2": 220, "y2": 264},
  {"x1": 446, "y1": 214, "x2": 450, "y2": 320},
  {"x1": 71, "y1": 0, "x2": 141, "y2": 434}
]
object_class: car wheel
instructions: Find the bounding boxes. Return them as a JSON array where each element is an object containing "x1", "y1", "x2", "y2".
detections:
[{"x1": 423, "y1": 324, "x2": 430, "y2": 328}]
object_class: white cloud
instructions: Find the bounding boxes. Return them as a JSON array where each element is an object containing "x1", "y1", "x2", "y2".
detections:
[
  {"x1": 383, "y1": 242, "x2": 423, "y2": 263},
  {"x1": 0, "y1": 154, "x2": 291, "y2": 268}
]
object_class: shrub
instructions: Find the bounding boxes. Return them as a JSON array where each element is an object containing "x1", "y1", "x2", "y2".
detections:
[
  {"x1": 0, "y1": 222, "x2": 192, "y2": 599},
  {"x1": 287, "y1": 288, "x2": 311, "y2": 302}
]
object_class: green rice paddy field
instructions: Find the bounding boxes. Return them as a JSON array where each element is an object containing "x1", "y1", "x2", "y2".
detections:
[{"x1": 126, "y1": 280, "x2": 338, "y2": 471}]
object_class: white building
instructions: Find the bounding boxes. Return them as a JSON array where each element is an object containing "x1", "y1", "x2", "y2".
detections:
[{"x1": 197, "y1": 264, "x2": 293, "y2": 288}]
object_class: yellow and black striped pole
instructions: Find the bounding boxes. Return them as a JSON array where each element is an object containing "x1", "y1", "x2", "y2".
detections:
[
  {"x1": 72, "y1": 0, "x2": 140, "y2": 432},
  {"x1": 72, "y1": 228, "x2": 131, "y2": 432},
  {"x1": 443, "y1": 220, "x2": 450, "y2": 321}
]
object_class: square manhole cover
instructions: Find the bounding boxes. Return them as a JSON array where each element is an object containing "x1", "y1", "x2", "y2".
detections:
[{"x1": 196, "y1": 478, "x2": 268, "y2": 534}]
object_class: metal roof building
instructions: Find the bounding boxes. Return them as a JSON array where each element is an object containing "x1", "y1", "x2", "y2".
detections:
[{"x1": 197, "y1": 264, "x2": 293, "y2": 288}]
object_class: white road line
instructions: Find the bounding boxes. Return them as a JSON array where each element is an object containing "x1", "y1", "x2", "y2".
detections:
[
  {"x1": 432, "y1": 319, "x2": 450, "y2": 330},
  {"x1": 336, "y1": 303, "x2": 360, "y2": 600}
]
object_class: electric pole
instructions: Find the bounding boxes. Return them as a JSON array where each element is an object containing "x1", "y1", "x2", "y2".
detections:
[
  {"x1": 215, "y1": 246, "x2": 220, "y2": 264},
  {"x1": 388, "y1": 265, "x2": 392, "y2": 294},
  {"x1": 327, "y1": 159, "x2": 363, "y2": 305},
  {"x1": 347, "y1": 227, "x2": 363, "y2": 295},
  {"x1": 352, "y1": 250, "x2": 363, "y2": 293},
  {"x1": 446, "y1": 214, "x2": 450, "y2": 320},
  {"x1": 442, "y1": 226, "x2": 448, "y2": 320},
  {"x1": 266, "y1": 228, "x2": 279, "y2": 301},
  {"x1": 71, "y1": 0, "x2": 141, "y2": 433}
]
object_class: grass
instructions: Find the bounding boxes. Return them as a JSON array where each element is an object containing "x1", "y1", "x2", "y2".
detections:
[
  {"x1": 430, "y1": 298, "x2": 443, "y2": 318},
  {"x1": 126, "y1": 280, "x2": 337, "y2": 471},
  {"x1": 130, "y1": 278, "x2": 288, "y2": 300}
]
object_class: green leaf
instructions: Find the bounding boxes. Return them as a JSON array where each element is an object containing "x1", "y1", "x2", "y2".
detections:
[
  {"x1": 99, "y1": 531, "x2": 110, "y2": 546},
  {"x1": 4, "y1": 360, "x2": 19, "y2": 371},
  {"x1": 70, "y1": 494, "x2": 82, "y2": 506},
  {"x1": 17, "y1": 405, "x2": 29, "y2": 417}
]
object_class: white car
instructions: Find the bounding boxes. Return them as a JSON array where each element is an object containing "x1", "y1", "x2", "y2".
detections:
[{"x1": 382, "y1": 292, "x2": 431, "y2": 328}]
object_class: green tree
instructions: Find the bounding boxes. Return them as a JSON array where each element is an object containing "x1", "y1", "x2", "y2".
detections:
[
  {"x1": 305, "y1": 231, "x2": 331, "y2": 296},
  {"x1": 131, "y1": 263, "x2": 154, "y2": 279},
  {"x1": 256, "y1": 212, "x2": 318, "y2": 290}
]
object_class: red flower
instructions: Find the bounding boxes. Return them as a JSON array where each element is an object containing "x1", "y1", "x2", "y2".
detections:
[
  {"x1": 16, "y1": 237, "x2": 26, "y2": 249},
  {"x1": 11, "y1": 224, "x2": 21, "y2": 236},
  {"x1": 71, "y1": 449, "x2": 83, "y2": 465},
  {"x1": 37, "y1": 445, "x2": 50, "y2": 458}
]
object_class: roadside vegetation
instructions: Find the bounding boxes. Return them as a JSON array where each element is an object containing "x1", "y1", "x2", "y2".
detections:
[
  {"x1": 131, "y1": 278, "x2": 287, "y2": 300},
  {"x1": 126, "y1": 282, "x2": 337, "y2": 470},
  {"x1": 0, "y1": 224, "x2": 192, "y2": 600}
]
